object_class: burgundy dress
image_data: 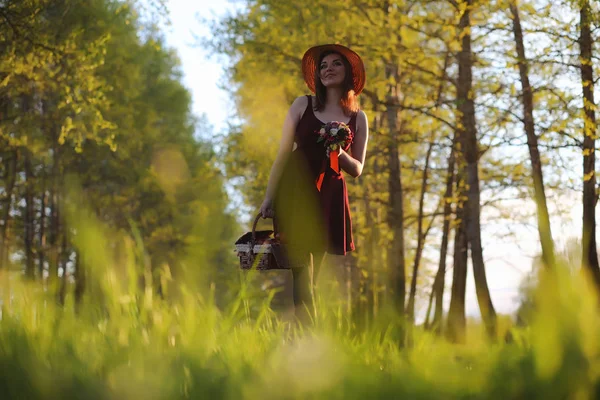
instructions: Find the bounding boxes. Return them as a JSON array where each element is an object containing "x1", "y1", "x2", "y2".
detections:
[{"x1": 274, "y1": 95, "x2": 355, "y2": 258}]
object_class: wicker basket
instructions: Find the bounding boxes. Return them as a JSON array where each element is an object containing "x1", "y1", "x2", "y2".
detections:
[{"x1": 235, "y1": 213, "x2": 290, "y2": 270}]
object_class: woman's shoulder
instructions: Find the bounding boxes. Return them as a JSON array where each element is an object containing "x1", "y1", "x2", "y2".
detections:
[
  {"x1": 290, "y1": 95, "x2": 310, "y2": 110},
  {"x1": 289, "y1": 95, "x2": 310, "y2": 120},
  {"x1": 354, "y1": 109, "x2": 368, "y2": 133},
  {"x1": 356, "y1": 109, "x2": 368, "y2": 122}
]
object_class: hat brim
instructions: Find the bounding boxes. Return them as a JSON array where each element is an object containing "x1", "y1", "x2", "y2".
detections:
[{"x1": 301, "y1": 44, "x2": 365, "y2": 95}]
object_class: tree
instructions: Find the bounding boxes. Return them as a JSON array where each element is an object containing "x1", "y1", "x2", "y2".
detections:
[
  {"x1": 447, "y1": 129, "x2": 468, "y2": 342},
  {"x1": 509, "y1": 0, "x2": 555, "y2": 268},
  {"x1": 407, "y1": 135, "x2": 435, "y2": 322},
  {"x1": 578, "y1": 0, "x2": 600, "y2": 290},
  {"x1": 0, "y1": 0, "x2": 237, "y2": 305},
  {"x1": 426, "y1": 143, "x2": 455, "y2": 333},
  {"x1": 207, "y1": 0, "x2": 600, "y2": 330},
  {"x1": 455, "y1": 0, "x2": 497, "y2": 339}
]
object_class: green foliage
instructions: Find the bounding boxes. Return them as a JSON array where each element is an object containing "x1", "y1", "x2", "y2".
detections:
[
  {"x1": 3, "y1": 0, "x2": 600, "y2": 396},
  {"x1": 205, "y1": 0, "x2": 600, "y2": 322},
  {"x1": 0, "y1": 0, "x2": 118, "y2": 151},
  {"x1": 0, "y1": 0, "x2": 238, "y2": 293},
  {"x1": 1, "y1": 214, "x2": 600, "y2": 399}
]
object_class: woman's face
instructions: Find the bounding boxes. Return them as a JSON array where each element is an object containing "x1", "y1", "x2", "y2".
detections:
[{"x1": 319, "y1": 53, "x2": 346, "y2": 88}]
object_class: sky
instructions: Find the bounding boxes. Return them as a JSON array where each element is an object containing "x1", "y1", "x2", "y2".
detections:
[
  {"x1": 160, "y1": 0, "x2": 587, "y2": 320},
  {"x1": 161, "y1": 0, "x2": 235, "y2": 134}
]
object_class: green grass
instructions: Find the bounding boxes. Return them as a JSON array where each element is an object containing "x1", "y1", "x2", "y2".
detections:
[
  {"x1": 1, "y1": 263, "x2": 600, "y2": 400},
  {"x1": 2, "y1": 201, "x2": 600, "y2": 399}
]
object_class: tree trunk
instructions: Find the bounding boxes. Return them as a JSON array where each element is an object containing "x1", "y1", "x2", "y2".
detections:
[
  {"x1": 48, "y1": 187, "x2": 60, "y2": 284},
  {"x1": 387, "y1": 103, "x2": 406, "y2": 317},
  {"x1": 509, "y1": 0, "x2": 556, "y2": 268},
  {"x1": 38, "y1": 188, "x2": 47, "y2": 279},
  {"x1": 361, "y1": 171, "x2": 375, "y2": 323},
  {"x1": 457, "y1": 0, "x2": 496, "y2": 339},
  {"x1": 431, "y1": 143, "x2": 455, "y2": 333},
  {"x1": 579, "y1": 0, "x2": 600, "y2": 290},
  {"x1": 58, "y1": 227, "x2": 68, "y2": 305},
  {"x1": 362, "y1": 114, "x2": 381, "y2": 323},
  {"x1": 0, "y1": 150, "x2": 17, "y2": 269},
  {"x1": 74, "y1": 250, "x2": 85, "y2": 311},
  {"x1": 407, "y1": 137, "x2": 434, "y2": 322},
  {"x1": 447, "y1": 160, "x2": 468, "y2": 343},
  {"x1": 424, "y1": 272, "x2": 437, "y2": 329},
  {"x1": 24, "y1": 149, "x2": 35, "y2": 279},
  {"x1": 48, "y1": 133, "x2": 61, "y2": 286},
  {"x1": 383, "y1": 2, "x2": 406, "y2": 318}
]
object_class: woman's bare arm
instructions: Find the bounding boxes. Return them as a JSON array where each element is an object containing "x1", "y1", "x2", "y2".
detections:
[
  {"x1": 339, "y1": 110, "x2": 369, "y2": 178},
  {"x1": 260, "y1": 96, "x2": 308, "y2": 217}
]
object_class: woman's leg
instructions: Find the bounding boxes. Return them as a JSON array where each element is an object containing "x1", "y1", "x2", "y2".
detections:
[
  {"x1": 291, "y1": 252, "x2": 325, "y2": 324},
  {"x1": 292, "y1": 263, "x2": 312, "y2": 325},
  {"x1": 292, "y1": 265, "x2": 311, "y2": 307},
  {"x1": 310, "y1": 251, "x2": 325, "y2": 297}
]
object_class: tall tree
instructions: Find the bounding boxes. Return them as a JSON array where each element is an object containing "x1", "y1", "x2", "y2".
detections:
[
  {"x1": 578, "y1": 0, "x2": 600, "y2": 290},
  {"x1": 429, "y1": 143, "x2": 455, "y2": 333},
  {"x1": 407, "y1": 136, "x2": 434, "y2": 322},
  {"x1": 456, "y1": 0, "x2": 497, "y2": 339},
  {"x1": 386, "y1": 65, "x2": 407, "y2": 317},
  {"x1": 207, "y1": 0, "x2": 597, "y2": 323},
  {"x1": 0, "y1": 0, "x2": 237, "y2": 302},
  {"x1": 379, "y1": 1, "x2": 408, "y2": 319},
  {"x1": 23, "y1": 148, "x2": 35, "y2": 279},
  {"x1": 447, "y1": 128, "x2": 468, "y2": 342},
  {"x1": 509, "y1": 0, "x2": 555, "y2": 268},
  {"x1": 0, "y1": 150, "x2": 17, "y2": 268}
]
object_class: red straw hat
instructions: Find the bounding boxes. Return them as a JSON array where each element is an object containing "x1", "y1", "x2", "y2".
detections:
[{"x1": 301, "y1": 44, "x2": 366, "y2": 95}]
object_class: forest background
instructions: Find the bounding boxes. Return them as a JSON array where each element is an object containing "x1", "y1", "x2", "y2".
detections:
[{"x1": 2, "y1": 0, "x2": 600, "y2": 398}]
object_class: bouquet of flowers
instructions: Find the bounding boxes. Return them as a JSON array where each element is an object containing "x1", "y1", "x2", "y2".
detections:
[
  {"x1": 316, "y1": 121, "x2": 354, "y2": 157},
  {"x1": 315, "y1": 121, "x2": 354, "y2": 190}
]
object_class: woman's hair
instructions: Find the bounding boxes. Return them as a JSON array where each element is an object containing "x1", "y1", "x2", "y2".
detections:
[{"x1": 313, "y1": 50, "x2": 359, "y2": 115}]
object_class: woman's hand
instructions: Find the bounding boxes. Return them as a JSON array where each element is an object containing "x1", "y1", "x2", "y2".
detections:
[
  {"x1": 338, "y1": 110, "x2": 369, "y2": 178},
  {"x1": 260, "y1": 197, "x2": 275, "y2": 219}
]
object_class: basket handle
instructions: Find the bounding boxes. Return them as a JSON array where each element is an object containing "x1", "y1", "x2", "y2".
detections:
[{"x1": 252, "y1": 213, "x2": 279, "y2": 244}]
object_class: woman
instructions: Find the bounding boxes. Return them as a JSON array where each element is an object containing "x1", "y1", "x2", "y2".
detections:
[{"x1": 259, "y1": 44, "x2": 369, "y2": 323}]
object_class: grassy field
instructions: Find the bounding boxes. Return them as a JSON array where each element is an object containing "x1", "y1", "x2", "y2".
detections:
[
  {"x1": 1, "y1": 258, "x2": 599, "y2": 400},
  {"x1": 1, "y1": 204, "x2": 599, "y2": 399}
]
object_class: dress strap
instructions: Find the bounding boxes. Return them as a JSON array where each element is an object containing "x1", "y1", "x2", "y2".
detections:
[
  {"x1": 349, "y1": 110, "x2": 359, "y2": 130},
  {"x1": 300, "y1": 95, "x2": 312, "y2": 122}
]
